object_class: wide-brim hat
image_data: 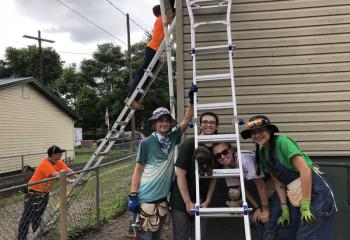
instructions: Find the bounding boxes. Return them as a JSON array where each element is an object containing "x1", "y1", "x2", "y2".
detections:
[
  {"x1": 241, "y1": 115, "x2": 279, "y2": 139},
  {"x1": 148, "y1": 107, "x2": 177, "y2": 128}
]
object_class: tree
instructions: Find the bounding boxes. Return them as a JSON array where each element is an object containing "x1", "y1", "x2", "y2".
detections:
[
  {"x1": 0, "y1": 46, "x2": 63, "y2": 88},
  {"x1": 74, "y1": 43, "x2": 130, "y2": 139},
  {"x1": 53, "y1": 64, "x2": 82, "y2": 107}
]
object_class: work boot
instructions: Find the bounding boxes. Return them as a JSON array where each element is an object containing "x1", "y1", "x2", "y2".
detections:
[{"x1": 130, "y1": 100, "x2": 144, "y2": 110}]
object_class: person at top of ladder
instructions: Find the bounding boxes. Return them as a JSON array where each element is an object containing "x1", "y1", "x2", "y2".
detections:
[
  {"x1": 212, "y1": 142, "x2": 299, "y2": 240},
  {"x1": 126, "y1": 4, "x2": 174, "y2": 111},
  {"x1": 241, "y1": 115, "x2": 337, "y2": 240},
  {"x1": 170, "y1": 112, "x2": 219, "y2": 240},
  {"x1": 127, "y1": 85, "x2": 197, "y2": 240}
]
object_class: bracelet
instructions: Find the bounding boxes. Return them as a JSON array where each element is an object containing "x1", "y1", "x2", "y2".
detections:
[{"x1": 129, "y1": 192, "x2": 138, "y2": 197}]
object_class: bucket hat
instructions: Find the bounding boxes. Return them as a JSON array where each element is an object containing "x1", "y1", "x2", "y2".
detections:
[
  {"x1": 149, "y1": 107, "x2": 177, "y2": 128},
  {"x1": 241, "y1": 115, "x2": 279, "y2": 139}
]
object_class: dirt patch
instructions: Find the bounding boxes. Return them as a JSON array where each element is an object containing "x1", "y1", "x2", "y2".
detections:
[{"x1": 76, "y1": 211, "x2": 171, "y2": 240}]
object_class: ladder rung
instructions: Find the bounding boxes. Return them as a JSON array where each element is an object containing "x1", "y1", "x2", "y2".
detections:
[
  {"x1": 197, "y1": 134, "x2": 237, "y2": 143},
  {"x1": 146, "y1": 70, "x2": 154, "y2": 78},
  {"x1": 196, "y1": 73, "x2": 231, "y2": 82},
  {"x1": 97, "y1": 152, "x2": 109, "y2": 156},
  {"x1": 194, "y1": 20, "x2": 227, "y2": 28},
  {"x1": 189, "y1": 45, "x2": 234, "y2": 55},
  {"x1": 138, "y1": 89, "x2": 145, "y2": 94},
  {"x1": 196, "y1": 102, "x2": 233, "y2": 111},
  {"x1": 119, "y1": 121, "x2": 128, "y2": 126},
  {"x1": 108, "y1": 136, "x2": 120, "y2": 141},
  {"x1": 198, "y1": 207, "x2": 250, "y2": 217},
  {"x1": 200, "y1": 168, "x2": 241, "y2": 178},
  {"x1": 190, "y1": 0, "x2": 228, "y2": 6}
]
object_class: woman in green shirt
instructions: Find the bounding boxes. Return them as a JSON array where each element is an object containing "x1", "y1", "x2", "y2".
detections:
[{"x1": 241, "y1": 115, "x2": 336, "y2": 240}]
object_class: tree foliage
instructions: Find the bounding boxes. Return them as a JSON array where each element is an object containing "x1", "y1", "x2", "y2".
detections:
[
  {"x1": 0, "y1": 45, "x2": 63, "y2": 88},
  {"x1": 0, "y1": 40, "x2": 173, "y2": 139}
]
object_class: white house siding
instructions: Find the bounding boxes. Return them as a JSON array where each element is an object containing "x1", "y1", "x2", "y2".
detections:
[
  {"x1": 0, "y1": 84, "x2": 75, "y2": 173},
  {"x1": 176, "y1": 0, "x2": 350, "y2": 156}
]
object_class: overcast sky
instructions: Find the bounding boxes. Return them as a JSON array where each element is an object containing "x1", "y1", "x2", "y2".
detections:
[{"x1": 0, "y1": 0, "x2": 160, "y2": 67}]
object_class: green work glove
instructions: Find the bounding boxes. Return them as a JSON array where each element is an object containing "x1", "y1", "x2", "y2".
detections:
[
  {"x1": 277, "y1": 205, "x2": 290, "y2": 227},
  {"x1": 300, "y1": 199, "x2": 317, "y2": 224}
]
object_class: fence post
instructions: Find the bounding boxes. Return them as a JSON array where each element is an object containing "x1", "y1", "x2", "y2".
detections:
[
  {"x1": 59, "y1": 171, "x2": 68, "y2": 240},
  {"x1": 96, "y1": 167, "x2": 100, "y2": 226},
  {"x1": 21, "y1": 155, "x2": 24, "y2": 171}
]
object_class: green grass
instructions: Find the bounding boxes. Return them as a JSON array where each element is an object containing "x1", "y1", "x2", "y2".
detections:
[
  {"x1": 67, "y1": 160, "x2": 135, "y2": 238},
  {"x1": 74, "y1": 149, "x2": 136, "y2": 165}
]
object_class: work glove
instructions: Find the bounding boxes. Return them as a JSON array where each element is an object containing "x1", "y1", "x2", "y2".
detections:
[
  {"x1": 277, "y1": 205, "x2": 290, "y2": 227},
  {"x1": 300, "y1": 198, "x2": 317, "y2": 224},
  {"x1": 188, "y1": 84, "x2": 198, "y2": 104},
  {"x1": 127, "y1": 193, "x2": 140, "y2": 213}
]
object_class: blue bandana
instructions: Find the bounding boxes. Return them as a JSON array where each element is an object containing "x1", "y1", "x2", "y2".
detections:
[{"x1": 153, "y1": 132, "x2": 171, "y2": 156}]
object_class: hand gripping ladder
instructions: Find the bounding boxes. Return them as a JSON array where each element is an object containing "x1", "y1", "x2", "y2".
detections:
[
  {"x1": 36, "y1": 18, "x2": 177, "y2": 236},
  {"x1": 185, "y1": 0, "x2": 251, "y2": 239}
]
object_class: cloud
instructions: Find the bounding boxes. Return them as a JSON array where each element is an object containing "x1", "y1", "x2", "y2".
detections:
[{"x1": 13, "y1": 0, "x2": 157, "y2": 45}]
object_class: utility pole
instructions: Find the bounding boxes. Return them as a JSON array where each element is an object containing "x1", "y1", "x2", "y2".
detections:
[
  {"x1": 23, "y1": 30, "x2": 55, "y2": 82},
  {"x1": 126, "y1": 14, "x2": 136, "y2": 152}
]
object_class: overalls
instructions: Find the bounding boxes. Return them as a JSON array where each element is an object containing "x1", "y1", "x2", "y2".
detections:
[
  {"x1": 256, "y1": 192, "x2": 300, "y2": 240},
  {"x1": 267, "y1": 157, "x2": 336, "y2": 240}
]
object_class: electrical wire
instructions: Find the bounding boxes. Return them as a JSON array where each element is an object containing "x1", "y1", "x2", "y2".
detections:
[
  {"x1": 54, "y1": 0, "x2": 127, "y2": 46},
  {"x1": 105, "y1": 0, "x2": 151, "y2": 36}
]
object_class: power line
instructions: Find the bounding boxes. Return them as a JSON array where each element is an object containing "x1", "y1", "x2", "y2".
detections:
[
  {"x1": 105, "y1": 0, "x2": 151, "y2": 36},
  {"x1": 54, "y1": 0, "x2": 127, "y2": 46}
]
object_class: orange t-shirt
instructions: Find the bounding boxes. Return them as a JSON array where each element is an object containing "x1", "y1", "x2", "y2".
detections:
[
  {"x1": 29, "y1": 157, "x2": 70, "y2": 192},
  {"x1": 147, "y1": 16, "x2": 165, "y2": 51}
]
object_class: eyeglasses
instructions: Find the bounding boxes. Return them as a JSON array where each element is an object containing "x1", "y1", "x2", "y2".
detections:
[
  {"x1": 214, "y1": 148, "x2": 230, "y2": 160},
  {"x1": 201, "y1": 120, "x2": 217, "y2": 126}
]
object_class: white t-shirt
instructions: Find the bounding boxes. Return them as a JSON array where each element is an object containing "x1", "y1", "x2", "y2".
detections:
[{"x1": 225, "y1": 150, "x2": 264, "y2": 187}]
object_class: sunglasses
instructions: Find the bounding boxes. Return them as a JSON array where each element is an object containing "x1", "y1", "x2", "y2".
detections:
[
  {"x1": 246, "y1": 118, "x2": 268, "y2": 128},
  {"x1": 214, "y1": 148, "x2": 230, "y2": 160}
]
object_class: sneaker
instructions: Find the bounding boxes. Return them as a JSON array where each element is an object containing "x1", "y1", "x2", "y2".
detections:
[{"x1": 130, "y1": 100, "x2": 144, "y2": 110}]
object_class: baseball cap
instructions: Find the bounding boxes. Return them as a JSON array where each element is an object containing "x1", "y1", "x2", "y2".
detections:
[{"x1": 47, "y1": 145, "x2": 66, "y2": 156}]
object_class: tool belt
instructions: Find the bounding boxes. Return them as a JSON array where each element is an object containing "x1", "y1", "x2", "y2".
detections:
[{"x1": 137, "y1": 199, "x2": 170, "y2": 232}]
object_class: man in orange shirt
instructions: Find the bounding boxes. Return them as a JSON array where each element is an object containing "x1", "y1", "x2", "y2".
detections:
[
  {"x1": 18, "y1": 145, "x2": 74, "y2": 240},
  {"x1": 126, "y1": 5, "x2": 168, "y2": 110}
]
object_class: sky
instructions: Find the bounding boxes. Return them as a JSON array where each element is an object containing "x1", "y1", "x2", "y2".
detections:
[{"x1": 0, "y1": 0, "x2": 160, "y2": 67}]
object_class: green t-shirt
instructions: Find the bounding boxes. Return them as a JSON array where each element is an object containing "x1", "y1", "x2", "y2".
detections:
[
  {"x1": 137, "y1": 127, "x2": 182, "y2": 203},
  {"x1": 260, "y1": 135, "x2": 313, "y2": 173},
  {"x1": 170, "y1": 137, "x2": 211, "y2": 212}
]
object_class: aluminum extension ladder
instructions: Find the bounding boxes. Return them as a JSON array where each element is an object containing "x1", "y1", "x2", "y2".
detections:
[
  {"x1": 185, "y1": 0, "x2": 251, "y2": 239},
  {"x1": 36, "y1": 17, "x2": 177, "y2": 236}
]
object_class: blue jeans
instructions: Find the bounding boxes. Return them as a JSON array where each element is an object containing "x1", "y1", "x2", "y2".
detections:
[
  {"x1": 18, "y1": 193, "x2": 49, "y2": 240},
  {"x1": 128, "y1": 47, "x2": 157, "y2": 100},
  {"x1": 172, "y1": 208, "x2": 207, "y2": 240},
  {"x1": 255, "y1": 193, "x2": 299, "y2": 240}
]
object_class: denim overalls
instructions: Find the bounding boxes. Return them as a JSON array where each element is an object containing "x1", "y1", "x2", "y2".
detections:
[{"x1": 267, "y1": 157, "x2": 336, "y2": 240}]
